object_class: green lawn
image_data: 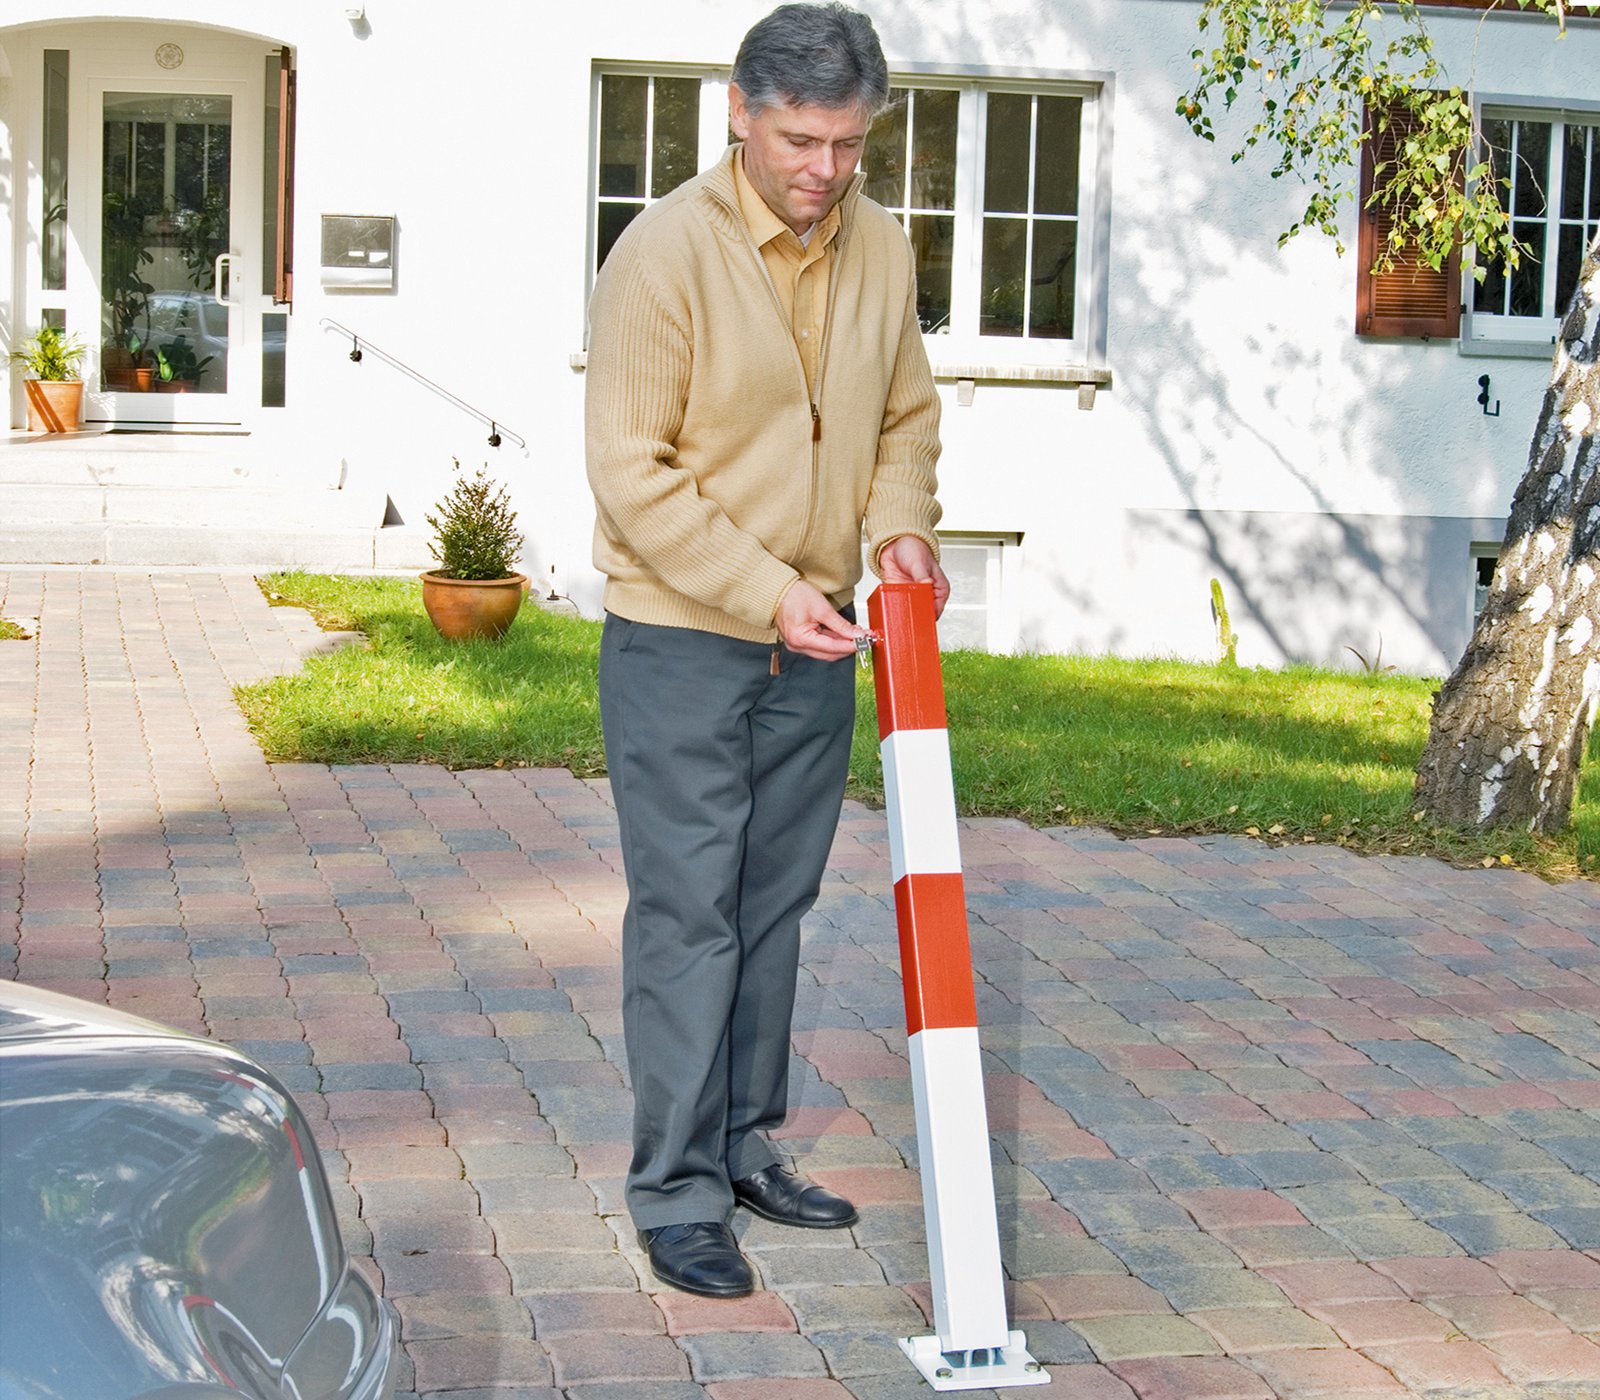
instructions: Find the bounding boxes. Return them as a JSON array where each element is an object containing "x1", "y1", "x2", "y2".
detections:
[{"x1": 241, "y1": 572, "x2": 1597, "y2": 878}]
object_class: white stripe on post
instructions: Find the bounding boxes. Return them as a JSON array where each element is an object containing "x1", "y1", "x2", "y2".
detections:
[
  {"x1": 881, "y1": 727, "x2": 963, "y2": 882},
  {"x1": 909, "y1": 1026, "x2": 1009, "y2": 1350}
]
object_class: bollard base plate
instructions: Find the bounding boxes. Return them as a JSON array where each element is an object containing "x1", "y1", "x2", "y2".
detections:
[{"x1": 899, "y1": 1331, "x2": 1049, "y2": 1390}]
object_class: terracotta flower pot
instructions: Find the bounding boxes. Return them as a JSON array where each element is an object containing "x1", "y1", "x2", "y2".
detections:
[
  {"x1": 420, "y1": 571, "x2": 528, "y2": 640},
  {"x1": 134, "y1": 367, "x2": 155, "y2": 391},
  {"x1": 23, "y1": 379, "x2": 85, "y2": 433}
]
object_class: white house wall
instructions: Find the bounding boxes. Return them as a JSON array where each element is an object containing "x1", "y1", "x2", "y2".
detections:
[{"x1": 2, "y1": 1, "x2": 1593, "y2": 673}]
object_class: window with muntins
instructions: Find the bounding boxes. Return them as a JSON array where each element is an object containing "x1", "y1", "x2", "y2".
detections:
[
  {"x1": 1469, "y1": 108, "x2": 1600, "y2": 345},
  {"x1": 593, "y1": 72, "x2": 705, "y2": 274},
  {"x1": 588, "y1": 68, "x2": 1106, "y2": 368}
]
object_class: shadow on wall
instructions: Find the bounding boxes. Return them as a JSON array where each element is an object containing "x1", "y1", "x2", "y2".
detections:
[{"x1": 1130, "y1": 508, "x2": 1509, "y2": 675}]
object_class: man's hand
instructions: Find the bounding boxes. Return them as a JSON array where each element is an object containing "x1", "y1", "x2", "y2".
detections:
[
  {"x1": 879, "y1": 535, "x2": 951, "y2": 618},
  {"x1": 775, "y1": 580, "x2": 863, "y2": 662}
]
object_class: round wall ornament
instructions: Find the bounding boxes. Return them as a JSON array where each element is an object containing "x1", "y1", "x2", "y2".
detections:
[{"x1": 155, "y1": 42, "x2": 185, "y2": 70}]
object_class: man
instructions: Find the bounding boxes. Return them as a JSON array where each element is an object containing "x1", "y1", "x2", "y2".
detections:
[{"x1": 585, "y1": 1, "x2": 948, "y2": 1299}]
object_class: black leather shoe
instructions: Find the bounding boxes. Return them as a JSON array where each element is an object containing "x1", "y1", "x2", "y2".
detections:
[
  {"x1": 637, "y1": 1221, "x2": 754, "y2": 1297},
  {"x1": 732, "y1": 1165, "x2": 859, "y2": 1228}
]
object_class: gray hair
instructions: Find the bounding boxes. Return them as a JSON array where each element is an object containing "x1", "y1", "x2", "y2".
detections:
[{"x1": 731, "y1": 3, "x2": 889, "y2": 116}]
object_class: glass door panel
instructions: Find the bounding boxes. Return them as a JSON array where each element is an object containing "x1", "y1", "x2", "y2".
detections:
[{"x1": 101, "y1": 91, "x2": 232, "y2": 397}]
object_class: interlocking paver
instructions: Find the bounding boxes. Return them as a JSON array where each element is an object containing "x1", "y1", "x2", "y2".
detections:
[
  {"x1": 544, "y1": 1335, "x2": 692, "y2": 1388},
  {"x1": 681, "y1": 1332, "x2": 829, "y2": 1381},
  {"x1": 1070, "y1": 1312, "x2": 1223, "y2": 1360},
  {"x1": 12, "y1": 569, "x2": 1600, "y2": 1400},
  {"x1": 1108, "y1": 1355, "x2": 1275, "y2": 1400},
  {"x1": 1235, "y1": 1347, "x2": 1411, "y2": 1396}
]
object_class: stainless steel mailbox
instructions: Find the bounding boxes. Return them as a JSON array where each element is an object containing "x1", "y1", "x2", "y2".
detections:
[{"x1": 320, "y1": 213, "x2": 395, "y2": 289}]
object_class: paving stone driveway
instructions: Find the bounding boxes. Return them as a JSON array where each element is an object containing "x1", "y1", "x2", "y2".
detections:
[{"x1": 4, "y1": 568, "x2": 1600, "y2": 1400}]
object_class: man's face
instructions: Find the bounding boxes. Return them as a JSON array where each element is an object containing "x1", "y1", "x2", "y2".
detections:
[{"x1": 729, "y1": 84, "x2": 871, "y2": 237}]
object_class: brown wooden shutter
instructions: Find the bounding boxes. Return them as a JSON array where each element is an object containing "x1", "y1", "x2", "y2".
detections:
[
  {"x1": 274, "y1": 47, "x2": 297, "y2": 306},
  {"x1": 1355, "y1": 101, "x2": 1461, "y2": 339}
]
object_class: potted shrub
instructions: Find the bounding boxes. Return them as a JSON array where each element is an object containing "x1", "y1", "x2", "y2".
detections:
[
  {"x1": 421, "y1": 460, "x2": 528, "y2": 640},
  {"x1": 9, "y1": 324, "x2": 87, "y2": 432}
]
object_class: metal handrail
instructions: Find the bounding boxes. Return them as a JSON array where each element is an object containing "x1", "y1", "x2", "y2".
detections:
[{"x1": 318, "y1": 318, "x2": 527, "y2": 451}]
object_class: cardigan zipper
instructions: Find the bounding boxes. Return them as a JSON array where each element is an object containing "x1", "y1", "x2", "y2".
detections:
[
  {"x1": 790, "y1": 249, "x2": 844, "y2": 569},
  {"x1": 715, "y1": 166, "x2": 859, "y2": 575}
]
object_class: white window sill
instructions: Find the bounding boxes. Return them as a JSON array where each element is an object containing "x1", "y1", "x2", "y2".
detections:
[
  {"x1": 1457, "y1": 337, "x2": 1558, "y2": 361},
  {"x1": 572, "y1": 351, "x2": 1114, "y2": 404},
  {"x1": 930, "y1": 362, "x2": 1112, "y2": 409}
]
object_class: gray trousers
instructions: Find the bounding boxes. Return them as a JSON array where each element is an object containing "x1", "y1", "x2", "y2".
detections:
[{"x1": 599, "y1": 613, "x2": 855, "y2": 1229}]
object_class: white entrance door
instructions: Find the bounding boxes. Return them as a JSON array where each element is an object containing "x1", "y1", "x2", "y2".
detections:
[{"x1": 71, "y1": 54, "x2": 266, "y2": 427}]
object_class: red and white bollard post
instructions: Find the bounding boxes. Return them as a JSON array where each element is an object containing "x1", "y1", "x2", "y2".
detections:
[{"x1": 866, "y1": 581, "x2": 1048, "y2": 1391}]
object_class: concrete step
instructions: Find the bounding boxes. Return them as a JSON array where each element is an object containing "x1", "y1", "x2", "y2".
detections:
[
  {"x1": 0, "y1": 521, "x2": 433, "y2": 571},
  {"x1": 0, "y1": 429, "x2": 433, "y2": 570},
  {"x1": 0, "y1": 430, "x2": 319, "y2": 488},
  {"x1": 9, "y1": 482, "x2": 383, "y2": 528}
]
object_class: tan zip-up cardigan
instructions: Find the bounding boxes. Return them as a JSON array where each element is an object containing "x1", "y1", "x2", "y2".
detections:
[{"x1": 584, "y1": 145, "x2": 942, "y2": 644}]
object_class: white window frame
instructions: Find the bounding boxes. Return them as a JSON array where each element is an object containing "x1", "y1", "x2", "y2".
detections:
[
  {"x1": 881, "y1": 75, "x2": 1108, "y2": 374},
  {"x1": 1462, "y1": 96, "x2": 1600, "y2": 358},
  {"x1": 584, "y1": 63, "x2": 1112, "y2": 382}
]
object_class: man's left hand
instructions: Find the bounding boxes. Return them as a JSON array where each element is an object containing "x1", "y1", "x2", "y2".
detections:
[{"x1": 879, "y1": 535, "x2": 950, "y2": 618}]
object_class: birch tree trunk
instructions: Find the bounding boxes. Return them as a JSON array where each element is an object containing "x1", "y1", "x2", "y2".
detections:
[{"x1": 1414, "y1": 233, "x2": 1600, "y2": 834}]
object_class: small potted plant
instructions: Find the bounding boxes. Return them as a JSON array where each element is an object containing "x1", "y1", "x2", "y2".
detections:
[
  {"x1": 421, "y1": 459, "x2": 528, "y2": 640},
  {"x1": 154, "y1": 336, "x2": 214, "y2": 392},
  {"x1": 9, "y1": 324, "x2": 87, "y2": 432}
]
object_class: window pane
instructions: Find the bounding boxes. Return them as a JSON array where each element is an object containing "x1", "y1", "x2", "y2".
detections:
[
  {"x1": 1556, "y1": 222, "x2": 1593, "y2": 314},
  {"x1": 135, "y1": 121, "x2": 164, "y2": 198},
  {"x1": 43, "y1": 50, "x2": 68, "y2": 292},
  {"x1": 262, "y1": 54, "x2": 280, "y2": 296},
  {"x1": 1033, "y1": 95, "x2": 1081, "y2": 216},
  {"x1": 909, "y1": 214, "x2": 953, "y2": 333},
  {"x1": 175, "y1": 123, "x2": 206, "y2": 209},
  {"x1": 1513, "y1": 120, "x2": 1548, "y2": 218},
  {"x1": 935, "y1": 543, "x2": 992, "y2": 651},
  {"x1": 599, "y1": 74, "x2": 647, "y2": 197},
  {"x1": 980, "y1": 217, "x2": 1026, "y2": 337},
  {"x1": 865, "y1": 90, "x2": 908, "y2": 207},
  {"x1": 651, "y1": 77, "x2": 700, "y2": 198},
  {"x1": 1510, "y1": 219, "x2": 1545, "y2": 316},
  {"x1": 1029, "y1": 222, "x2": 1075, "y2": 338},
  {"x1": 912, "y1": 88, "x2": 958, "y2": 210},
  {"x1": 261, "y1": 311, "x2": 287, "y2": 408},
  {"x1": 985, "y1": 94, "x2": 1031, "y2": 214},
  {"x1": 597, "y1": 201, "x2": 644, "y2": 270},
  {"x1": 1591, "y1": 125, "x2": 1600, "y2": 223},
  {"x1": 103, "y1": 92, "x2": 232, "y2": 395},
  {"x1": 1561, "y1": 123, "x2": 1590, "y2": 222},
  {"x1": 207, "y1": 120, "x2": 230, "y2": 196},
  {"x1": 1474, "y1": 249, "x2": 1508, "y2": 315},
  {"x1": 1481, "y1": 117, "x2": 1510, "y2": 186}
]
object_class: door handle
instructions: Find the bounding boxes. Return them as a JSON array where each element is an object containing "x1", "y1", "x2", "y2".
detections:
[{"x1": 213, "y1": 252, "x2": 235, "y2": 304}]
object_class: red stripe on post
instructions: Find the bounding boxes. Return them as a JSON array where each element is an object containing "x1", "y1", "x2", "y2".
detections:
[
  {"x1": 869, "y1": 581, "x2": 948, "y2": 741},
  {"x1": 894, "y1": 872, "x2": 979, "y2": 1034}
]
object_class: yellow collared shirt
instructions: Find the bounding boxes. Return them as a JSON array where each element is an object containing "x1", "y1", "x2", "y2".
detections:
[{"x1": 733, "y1": 148, "x2": 840, "y2": 399}]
